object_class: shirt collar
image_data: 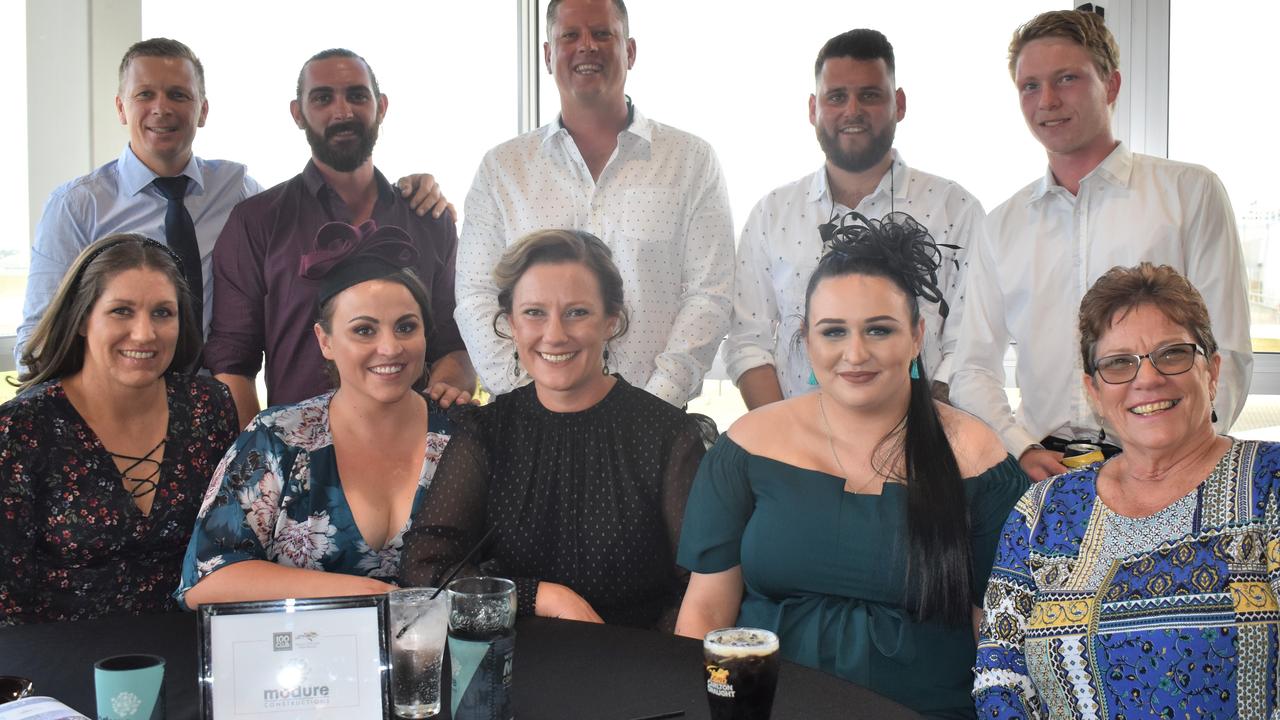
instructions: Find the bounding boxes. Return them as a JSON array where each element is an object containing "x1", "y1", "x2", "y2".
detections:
[
  {"x1": 1029, "y1": 141, "x2": 1132, "y2": 202},
  {"x1": 805, "y1": 149, "x2": 909, "y2": 209},
  {"x1": 541, "y1": 98, "x2": 650, "y2": 148},
  {"x1": 301, "y1": 159, "x2": 397, "y2": 205},
  {"x1": 120, "y1": 144, "x2": 203, "y2": 197}
]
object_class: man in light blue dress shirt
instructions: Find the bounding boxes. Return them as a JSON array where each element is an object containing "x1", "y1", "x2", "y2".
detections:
[{"x1": 17, "y1": 38, "x2": 258, "y2": 367}]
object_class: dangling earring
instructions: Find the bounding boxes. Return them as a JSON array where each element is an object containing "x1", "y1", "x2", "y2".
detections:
[
  {"x1": 512, "y1": 349, "x2": 521, "y2": 378},
  {"x1": 602, "y1": 346, "x2": 611, "y2": 376},
  {"x1": 1098, "y1": 426, "x2": 1107, "y2": 443},
  {"x1": 1211, "y1": 404, "x2": 1219, "y2": 424},
  {"x1": 807, "y1": 369, "x2": 818, "y2": 386},
  {"x1": 909, "y1": 359, "x2": 920, "y2": 380}
]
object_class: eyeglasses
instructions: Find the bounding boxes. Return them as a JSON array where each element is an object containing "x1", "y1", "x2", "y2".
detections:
[{"x1": 1091, "y1": 342, "x2": 1205, "y2": 384}]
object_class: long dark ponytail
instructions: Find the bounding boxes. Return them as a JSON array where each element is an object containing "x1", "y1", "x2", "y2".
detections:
[{"x1": 805, "y1": 211, "x2": 970, "y2": 626}]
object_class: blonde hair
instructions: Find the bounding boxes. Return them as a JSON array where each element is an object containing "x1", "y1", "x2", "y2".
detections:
[{"x1": 1008, "y1": 10, "x2": 1120, "y2": 80}]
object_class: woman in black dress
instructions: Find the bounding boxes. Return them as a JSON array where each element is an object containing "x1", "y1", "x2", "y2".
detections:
[
  {"x1": 0, "y1": 234, "x2": 237, "y2": 624},
  {"x1": 401, "y1": 229, "x2": 713, "y2": 629}
]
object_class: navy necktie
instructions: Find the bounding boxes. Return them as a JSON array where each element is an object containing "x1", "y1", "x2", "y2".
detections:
[{"x1": 151, "y1": 176, "x2": 203, "y2": 323}]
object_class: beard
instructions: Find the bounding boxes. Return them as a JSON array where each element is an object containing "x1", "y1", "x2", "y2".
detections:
[
  {"x1": 816, "y1": 121, "x2": 896, "y2": 173},
  {"x1": 305, "y1": 119, "x2": 379, "y2": 172}
]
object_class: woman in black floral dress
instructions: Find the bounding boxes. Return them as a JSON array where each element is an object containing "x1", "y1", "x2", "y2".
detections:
[{"x1": 0, "y1": 234, "x2": 237, "y2": 624}]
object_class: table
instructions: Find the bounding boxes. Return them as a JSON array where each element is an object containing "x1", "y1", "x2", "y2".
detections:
[{"x1": 0, "y1": 612, "x2": 919, "y2": 719}]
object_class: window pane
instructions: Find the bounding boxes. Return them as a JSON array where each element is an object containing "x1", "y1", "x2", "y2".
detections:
[
  {"x1": 1170, "y1": 6, "x2": 1280, "y2": 356},
  {"x1": 0, "y1": 2, "x2": 28, "y2": 337},
  {"x1": 142, "y1": 0, "x2": 519, "y2": 218}
]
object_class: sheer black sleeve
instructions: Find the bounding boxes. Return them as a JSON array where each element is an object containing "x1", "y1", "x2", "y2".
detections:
[
  {"x1": 399, "y1": 425, "x2": 491, "y2": 589},
  {"x1": 655, "y1": 413, "x2": 716, "y2": 630}
]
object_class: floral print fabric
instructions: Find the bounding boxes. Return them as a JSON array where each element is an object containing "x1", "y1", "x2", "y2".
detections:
[
  {"x1": 974, "y1": 439, "x2": 1280, "y2": 719},
  {"x1": 0, "y1": 376, "x2": 237, "y2": 624},
  {"x1": 177, "y1": 392, "x2": 450, "y2": 605}
]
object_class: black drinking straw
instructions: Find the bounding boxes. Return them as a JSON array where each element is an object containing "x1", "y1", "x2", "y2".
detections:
[{"x1": 396, "y1": 525, "x2": 497, "y2": 639}]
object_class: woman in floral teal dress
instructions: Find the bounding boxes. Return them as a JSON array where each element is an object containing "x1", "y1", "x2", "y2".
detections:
[
  {"x1": 179, "y1": 222, "x2": 452, "y2": 606},
  {"x1": 974, "y1": 264, "x2": 1280, "y2": 719}
]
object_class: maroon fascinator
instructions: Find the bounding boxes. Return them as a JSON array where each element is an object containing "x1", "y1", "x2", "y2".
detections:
[{"x1": 299, "y1": 220, "x2": 420, "y2": 305}]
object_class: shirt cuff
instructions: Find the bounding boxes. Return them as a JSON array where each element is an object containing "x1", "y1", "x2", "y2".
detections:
[
  {"x1": 723, "y1": 345, "x2": 775, "y2": 386},
  {"x1": 1003, "y1": 426, "x2": 1042, "y2": 460},
  {"x1": 932, "y1": 354, "x2": 954, "y2": 385},
  {"x1": 202, "y1": 338, "x2": 263, "y2": 378},
  {"x1": 644, "y1": 372, "x2": 692, "y2": 407},
  {"x1": 513, "y1": 577, "x2": 540, "y2": 618}
]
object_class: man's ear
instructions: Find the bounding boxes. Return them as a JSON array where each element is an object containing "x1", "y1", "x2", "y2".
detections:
[{"x1": 1105, "y1": 69, "x2": 1122, "y2": 106}]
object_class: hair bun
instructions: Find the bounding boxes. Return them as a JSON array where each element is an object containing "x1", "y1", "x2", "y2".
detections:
[{"x1": 818, "y1": 211, "x2": 959, "y2": 318}]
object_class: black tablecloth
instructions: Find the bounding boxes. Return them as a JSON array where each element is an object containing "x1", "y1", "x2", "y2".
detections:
[{"x1": 0, "y1": 612, "x2": 919, "y2": 719}]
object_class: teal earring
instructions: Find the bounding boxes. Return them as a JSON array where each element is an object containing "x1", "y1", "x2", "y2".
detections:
[
  {"x1": 807, "y1": 369, "x2": 818, "y2": 386},
  {"x1": 909, "y1": 359, "x2": 920, "y2": 380}
]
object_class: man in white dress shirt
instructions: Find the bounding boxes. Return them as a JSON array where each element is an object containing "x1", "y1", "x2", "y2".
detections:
[
  {"x1": 454, "y1": 0, "x2": 734, "y2": 407},
  {"x1": 722, "y1": 29, "x2": 985, "y2": 409},
  {"x1": 949, "y1": 9, "x2": 1251, "y2": 480}
]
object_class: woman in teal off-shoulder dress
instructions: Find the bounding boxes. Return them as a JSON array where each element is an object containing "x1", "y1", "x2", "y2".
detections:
[{"x1": 675, "y1": 212, "x2": 1028, "y2": 719}]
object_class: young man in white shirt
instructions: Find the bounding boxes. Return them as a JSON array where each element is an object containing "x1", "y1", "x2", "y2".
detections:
[
  {"x1": 949, "y1": 9, "x2": 1251, "y2": 480},
  {"x1": 454, "y1": 0, "x2": 734, "y2": 407},
  {"x1": 723, "y1": 29, "x2": 985, "y2": 409}
]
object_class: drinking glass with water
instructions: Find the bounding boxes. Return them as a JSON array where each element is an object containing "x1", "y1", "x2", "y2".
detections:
[{"x1": 389, "y1": 588, "x2": 449, "y2": 718}]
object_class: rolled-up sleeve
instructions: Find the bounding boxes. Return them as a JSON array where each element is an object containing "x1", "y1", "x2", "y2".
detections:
[
  {"x1": 644, "y1": 147, "x2": 734, "y2": 406},
  {"x1": 204, "y1": 202, "x2": 267, "y2": 378},
  {"x1": 455, "y1": 158, "x2": 518, "y2": 395},
  {"x1": 721, "y1": 197, "x2": 780, "y2": 385},
  {"x1": 16, "y1": 189, "x2": 94, "y2": 368}
]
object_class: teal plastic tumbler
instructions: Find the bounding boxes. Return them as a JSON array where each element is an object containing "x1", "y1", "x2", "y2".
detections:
[{"x1": 94, "y1": 654, "x2": 165, "y2": 720}]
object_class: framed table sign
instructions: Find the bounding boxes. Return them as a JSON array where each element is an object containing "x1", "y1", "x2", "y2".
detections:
[{"x1": 198, "y1": 595, "x2": 389, "y2": 719}]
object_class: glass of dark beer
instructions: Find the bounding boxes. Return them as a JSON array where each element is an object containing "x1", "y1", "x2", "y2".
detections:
[{"x1": 703, "y1": 627, "x2": 780, "y2": 720}]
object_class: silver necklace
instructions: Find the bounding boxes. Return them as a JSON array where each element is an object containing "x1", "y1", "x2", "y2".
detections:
[{"x1": 817, "y1": 392, "x2": 877, "y2": 494}]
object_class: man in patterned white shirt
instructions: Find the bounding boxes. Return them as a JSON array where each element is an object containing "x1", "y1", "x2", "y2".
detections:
[
  {"x1": 454, "y1": 0, "x2": 734, "y2": 407},
  {"x1": 723, "y1": 29, "x2": 985, "y2": 409},
  {"x1": 950, "y1": 9, "x2": 1251, "y2": 480}
]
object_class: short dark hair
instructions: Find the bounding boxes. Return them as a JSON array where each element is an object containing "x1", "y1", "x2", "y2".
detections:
[
  {"x1": 18, "y1": 234, "x2": 203, "y2": 392},
  {"x1": 545, "y1": 0, "x2": 630, "y2": 39},
  {"x1": 814, "y1": 29, "x2": 895, "y2": 79},
  {"x1": 1008, "y1": 9, "x2": 1119, "y2": 80},
  {"x1": 296, "y1": 48, "x2": 381, "y2": 104},
  {"x1": 491, "y1": 229, "x2": 628, "y2": 341},
  {"x1": 119, "y1": 37, "x2": 206, "y2": 98},
  {"x1": 1079, "y1": 262, "x2": 1217, "y2": 375}
]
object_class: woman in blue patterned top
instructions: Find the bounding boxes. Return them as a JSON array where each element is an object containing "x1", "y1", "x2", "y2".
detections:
[
  {"x1": 178, "y1": 222, "x2": 451, "y2": 606},
  {"x1": 974, "y1": 262, "x2": 1280, "y2": 719}
]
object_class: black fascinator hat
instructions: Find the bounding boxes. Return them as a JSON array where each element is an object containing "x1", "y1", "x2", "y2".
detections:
[{"x1": 814, "y1": 211, "x2": 959, "y2": 318}]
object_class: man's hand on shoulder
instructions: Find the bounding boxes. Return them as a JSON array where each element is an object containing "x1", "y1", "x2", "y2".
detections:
[
  {"x1": 397, "y1": 174, "x2": 455, "y2": 221},
  {"x1": 1019, "y1": 447, "x2": 1068, "y2": 482},
  {"x1": 427, "y1": 381, "x2": 475, "y2": 409}
]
